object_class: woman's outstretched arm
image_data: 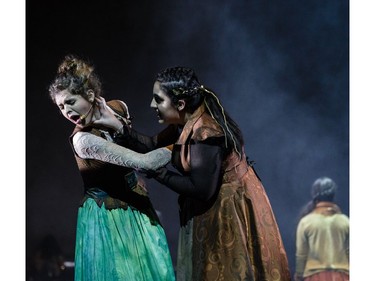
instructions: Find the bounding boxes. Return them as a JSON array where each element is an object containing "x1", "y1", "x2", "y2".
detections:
[{"x1": 72, "y1": 131, "x2": 171, "y2": 170}]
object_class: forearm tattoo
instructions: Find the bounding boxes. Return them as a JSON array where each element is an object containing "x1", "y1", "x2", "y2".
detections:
[{"x1": 72, "y1": 132, "x2": 171, "y2": 170}]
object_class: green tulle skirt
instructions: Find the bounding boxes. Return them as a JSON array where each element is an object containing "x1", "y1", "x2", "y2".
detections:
[{"x1": 74, "y1": 198, "x2": 176, "y2": 281}]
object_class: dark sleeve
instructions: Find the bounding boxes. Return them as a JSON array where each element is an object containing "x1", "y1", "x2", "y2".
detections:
[
  {"x1": 154, "y1": 141, "x2": 223, "y2": 201},
  {"x1": 113, "y1": 124, "x2": 179, "y2": 153}
]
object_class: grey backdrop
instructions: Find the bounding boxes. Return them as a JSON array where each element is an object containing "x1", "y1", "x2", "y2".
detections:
[{"x1": 26, "y1": 0, "x2": 349, "y2": 274}]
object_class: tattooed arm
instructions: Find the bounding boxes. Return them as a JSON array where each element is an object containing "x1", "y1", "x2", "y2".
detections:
[{"x1": 72, "y1": 131, "x2": 171, "y2": 170}]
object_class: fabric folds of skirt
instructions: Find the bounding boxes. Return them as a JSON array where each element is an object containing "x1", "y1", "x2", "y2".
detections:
[
  {"x1": 304, "y1": 271, "x2": 349, "y2": 281},
  {"x1": 74, "y1": 198, "x2": 176, "y2": 281}
]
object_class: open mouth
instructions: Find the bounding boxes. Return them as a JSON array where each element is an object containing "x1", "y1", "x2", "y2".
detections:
[{"x1": 70, "y1": 115, "x2": 81, "y2": 124}]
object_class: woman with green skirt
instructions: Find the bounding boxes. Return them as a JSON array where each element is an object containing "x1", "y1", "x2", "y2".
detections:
[{"x1": 48, "y1": 54, "x2": 176, "y2": 281}]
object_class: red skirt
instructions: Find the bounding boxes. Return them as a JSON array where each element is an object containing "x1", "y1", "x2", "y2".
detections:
[{"x1": 305, "y1": 271, "x2": 349, "y2": 281}]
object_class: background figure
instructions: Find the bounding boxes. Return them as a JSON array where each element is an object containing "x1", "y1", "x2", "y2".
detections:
[
  {"x1": 48, "y1": 55, "x2": 175, "y2": 281},
  {"x1": 294, "y1": 177, "x2": 349, "y2": 281},
  {"x1": 114, "y1": 67, "x2": 291, "y2": 280}
]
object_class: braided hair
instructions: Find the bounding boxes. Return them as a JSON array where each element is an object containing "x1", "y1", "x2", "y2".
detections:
[
  {"x1": 298, "y1": 177, "x2": 337, "y2": 219},
  {"x1": 311, "y1": 177, "x2": 337, "y2": 203},
  {"x1": 48, "y1": 54, "x2": 102, "y2": 103},
  {"x1": 156, "y1": 67, "x2": 244, "y2": 157}
]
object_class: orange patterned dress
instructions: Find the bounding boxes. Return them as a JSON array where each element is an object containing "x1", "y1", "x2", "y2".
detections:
[{"x1": 174, "y1": 105, "x2": 291, "y2": 281}]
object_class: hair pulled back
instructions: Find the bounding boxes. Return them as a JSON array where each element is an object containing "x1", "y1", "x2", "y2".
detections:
[
  {"x1": 156, "y1": 67, "x2": 244, "y2": 156},
  {"x1": 298, "y1": 177, "x2": 337, "y2": 219},
  {"x1": 49, "y1": 54, "x2": 102, "y2": 103},
  {"x1": 311, "y1": 177, "x2": 337, "y2": 202}
]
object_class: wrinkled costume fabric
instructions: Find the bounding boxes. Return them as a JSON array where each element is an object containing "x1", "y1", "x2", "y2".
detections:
[
  {"x1": 173, "y1": 105, "x2": 290, "y2": 281},
  {"x1": 70, "y1": 100, "x2": 176, "y2": 281},
  {"x1": 119, "y1": 104, "x2": 291, "y2": 281},
  {"x1": 295, "y1": 201, "x2": 349, "y2": 280}
]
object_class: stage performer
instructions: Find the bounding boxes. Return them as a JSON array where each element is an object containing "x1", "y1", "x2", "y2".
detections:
[
  {"x1": 108, "y1": 66, "x2": 291, "y2": 281},
  {"x1": 48, "y1": 55, "x2": 176, "y2": 281}
]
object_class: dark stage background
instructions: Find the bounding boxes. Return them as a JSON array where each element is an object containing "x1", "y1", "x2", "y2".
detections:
[{"x1": 26, "y1": 0, "x2": 349, "y2": 275}]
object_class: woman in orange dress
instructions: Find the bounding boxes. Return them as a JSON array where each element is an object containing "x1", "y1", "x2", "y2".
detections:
[{"x1": 110, "y1": 66, "x2": 291, "y2": 281}]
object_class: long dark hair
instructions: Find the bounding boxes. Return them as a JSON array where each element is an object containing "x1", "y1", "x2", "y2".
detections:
[
  {"x1": 48, "y1": 54, "x2": 102, "y2": 103},
  {"x1": 156, "y1": 67, "x2": 244, "y2": 157},
  {"x1": 298, "y1": 177, "x2": 337, "y2": 220}
]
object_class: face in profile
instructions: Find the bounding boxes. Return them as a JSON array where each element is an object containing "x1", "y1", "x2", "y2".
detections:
[
  {"x1": 150, "y1": 81, "x2": 182, "y2": 125},
  {"x1": 55, "y1": 90, "x2": 94, "y2": 128}
]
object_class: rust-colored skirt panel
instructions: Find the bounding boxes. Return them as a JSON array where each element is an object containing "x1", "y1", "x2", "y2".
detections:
[
  {"x1": 181, "y1": 165, "x2": 290, "y2": 281},
  {"x1": 304, "y1": 271, "x2": 349, "y2": 281}
]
